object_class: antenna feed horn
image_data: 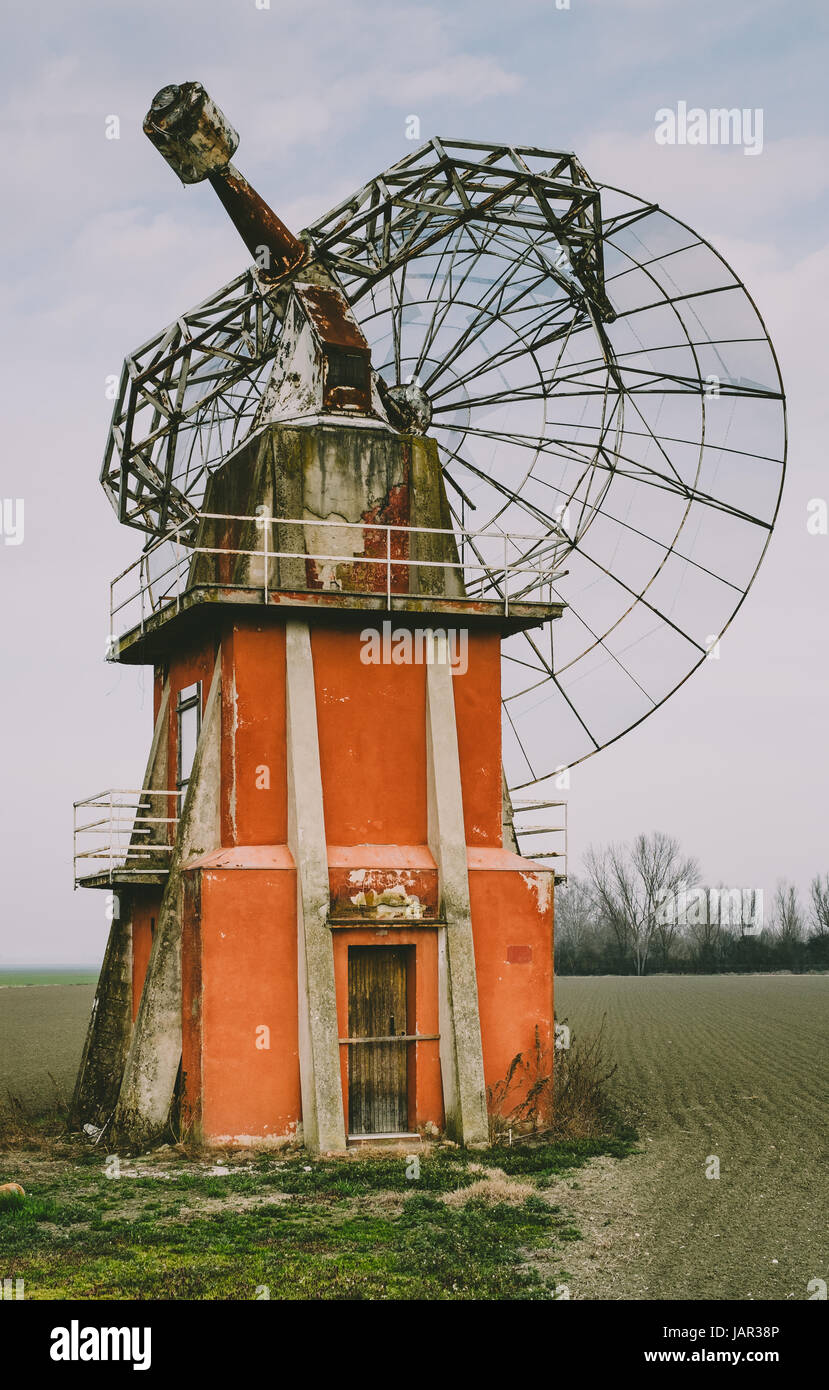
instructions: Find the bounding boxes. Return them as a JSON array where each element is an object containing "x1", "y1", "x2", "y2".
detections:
[{"x1": 143, "y1": 82, "x2": 239, "y2": 185}]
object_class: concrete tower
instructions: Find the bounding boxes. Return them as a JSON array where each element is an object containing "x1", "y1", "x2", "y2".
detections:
[{"x1": 73, "y1": 85, "x2": 562, "y2": 1152}]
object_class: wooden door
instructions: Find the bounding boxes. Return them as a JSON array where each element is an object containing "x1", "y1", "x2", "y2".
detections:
[{"x1": 348, "y1": 947, "x2": 409, "y2": 1135}]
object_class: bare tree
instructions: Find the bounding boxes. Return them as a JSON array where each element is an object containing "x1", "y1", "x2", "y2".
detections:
[
  {"x1": 554, "y1": 875, "x2": 595, "y2": 971},
  {"x1": 585, "y1": 832, "x2": 700, "y2": 976},
  {"x1": 808, "y1": 874, "x2": 829, "y2": 937},
  {"x1": 771, "y1": 880, "x2": 805, "y2": 945},
  {"x1": 584, "y1": 845, "x2": 633, "y2": 969},
  {"x1": 687, "y1": 881, "x2": 726, "y2": 968}
]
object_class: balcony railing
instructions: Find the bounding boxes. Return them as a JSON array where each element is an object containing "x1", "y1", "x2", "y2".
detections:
[
  {"x1": 73, "y1": 789, "x2": 181, "y2": 887},
  {"x1": 511, "y1": 798, "x2": 568, "y2": 881},
  {"x1": 108, "y1": 513, "x2": 567, "y2": 644}
]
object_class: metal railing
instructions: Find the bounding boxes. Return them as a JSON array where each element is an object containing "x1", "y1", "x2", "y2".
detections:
[
  {"x1": 512, "y1": 798, "x2": 568, "y2": 880},
  {"x1": 73, "y1": 789, "x2": 181, "y2": 886},
  {"x1": 108, "y1": 513, "x2": 567, "y2": 643}
]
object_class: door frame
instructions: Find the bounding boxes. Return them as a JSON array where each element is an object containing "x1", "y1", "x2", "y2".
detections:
[{"x1": 346, "y1": 943, "x2": 414, "y2": 1137}]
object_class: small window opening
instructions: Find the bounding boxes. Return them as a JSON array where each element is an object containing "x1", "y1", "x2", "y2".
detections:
[
  {"x1": 327, "y1": 352, "x2": 369, "y2": 389},
  {"x1": 176, "y1": 682, "x2": 202, "y2": 794}
]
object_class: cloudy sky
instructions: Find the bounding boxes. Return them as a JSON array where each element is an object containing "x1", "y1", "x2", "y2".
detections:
[{"x1": 1, "y1": 0, "x2": 827, "y2": 964}]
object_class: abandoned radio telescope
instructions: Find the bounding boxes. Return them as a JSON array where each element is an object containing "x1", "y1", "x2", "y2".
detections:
[{"x1": 103, "y1": 83, "x2": 786, "y2": 792}]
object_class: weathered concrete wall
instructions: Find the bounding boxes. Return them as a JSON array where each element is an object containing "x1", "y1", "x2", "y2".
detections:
[
  {"x1": 188, "y1": 422, "x2": 462, "y2": 599},
  {"x1": 408, "y1": 434, "x2": 464, "y2": 598},
  {"x1": 131, "y1": 898, "x2": 159, "y2": 1020},
  {"x1": 110, "y1": 654, "x2": 222, "y2": 1149}
]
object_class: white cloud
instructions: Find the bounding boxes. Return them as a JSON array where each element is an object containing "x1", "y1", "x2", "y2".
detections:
[
  {"x1": 377, "y1": 55, "x2": 522, "y2": 104},
  {"x1": 577, "y1": 129, "x2": 829, "y2": 234}
]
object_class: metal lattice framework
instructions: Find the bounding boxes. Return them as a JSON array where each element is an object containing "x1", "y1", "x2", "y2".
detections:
[
  {"x1": 102, "y1": 138, "x2": 786, "y2": 788},
  {"x1": 100, "y1": 269, "x2": 283, "y2": 535},
  {"x1": 304, "y1": 138, "x2": 615, "y2": 320}
]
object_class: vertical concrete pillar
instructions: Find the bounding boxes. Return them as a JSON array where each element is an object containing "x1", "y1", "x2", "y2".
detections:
[
  {"x1": 111, "y1": 655, "x2": 222, "y2": 1149},
  {"x1": 71, "y1": 911, "x2": 133, "y2": 1128},
  {"x1": 426, "y1": 658, "x2": 489, "y2": 1145},
  {"x1": 285, "y1": 619, "x2": 346, "y2": 1153}
]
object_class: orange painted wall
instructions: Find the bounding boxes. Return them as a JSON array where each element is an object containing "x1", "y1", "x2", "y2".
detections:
[
  {"x1": 180, "y1": 871, "x2": 203, "y2": 1134},
  {"x1": 453, "y1": 631, "x2": 503, "y2": 846},
  {"x1": 332, "y1": 927, "x2": 444, "y2": 1133},
  {"x1": 182, "y1": 864, "x2": 302, "y2": 1142},
  {"x1": 166, "y1": 643, "x2": 217, "y2": 706},
  {"x1": 220, "y1": 622, "x2": 287, "y2": 847},
  {"x1": 310, "y1": 625, "x2": 506, "y2": 850},
  {"x1": 163, "y1": 621, "x2": 504, "y2": 855},
  {"x1": 311, "y1": 628, "x2": 428, "y2": 844},
  {"x1": 468, "y1": 857, "x2": 554, "y2": 1125}
]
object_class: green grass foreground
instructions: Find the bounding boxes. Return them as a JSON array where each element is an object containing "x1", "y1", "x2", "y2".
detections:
[{"x1": 0, "y1": 1135, "x2": 635, "y2": 1300}]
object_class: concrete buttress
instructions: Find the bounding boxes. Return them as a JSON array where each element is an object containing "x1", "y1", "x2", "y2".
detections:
[{"x1": 110, "y1": 656, "x2": 222, "y2": 1148}]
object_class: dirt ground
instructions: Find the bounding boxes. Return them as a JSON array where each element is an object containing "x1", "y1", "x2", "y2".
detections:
[
  {"x1": 552, "y1": 975, "x2": 828, "y2": 1300},
  {"x1": 0, "y1": 983, "x2": 94, "y2": 1112}
]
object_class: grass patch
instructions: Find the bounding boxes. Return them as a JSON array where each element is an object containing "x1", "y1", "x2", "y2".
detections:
[
  {"x1": 3, "y1": 1196, "x2": 568, "y2": 1300},
  {"x1": 0, "y1": 1134, "x2": 634, "y2": 1300}
]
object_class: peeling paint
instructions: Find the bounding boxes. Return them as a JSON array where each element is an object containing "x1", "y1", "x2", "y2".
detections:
[
  {"x1": 256, "y1": 284, "x2": 379, "y2": 427},
  {"x1": 349, "y1": 885, "x2": 424, "y2": 919},
  {"x1": 519, "y1": 870, "x2": 553, "y2": 914}
]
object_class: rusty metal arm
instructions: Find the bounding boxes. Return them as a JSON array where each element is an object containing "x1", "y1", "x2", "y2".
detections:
[{"x1": 143, "y1": 81, "x2": 305, "y2": 281}]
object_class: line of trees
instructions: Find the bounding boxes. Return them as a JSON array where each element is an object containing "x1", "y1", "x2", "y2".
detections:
[{"x1": 556, "y1": 831, "x2": 829, "y2": 976}]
